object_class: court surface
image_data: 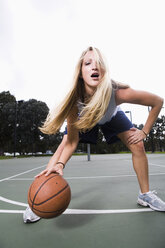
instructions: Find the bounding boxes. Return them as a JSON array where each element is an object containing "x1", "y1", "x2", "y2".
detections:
[{"x1": 0, "y1": 154, "x2": 165, "y2": 248}]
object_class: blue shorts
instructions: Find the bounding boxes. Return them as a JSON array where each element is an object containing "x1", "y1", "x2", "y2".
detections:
[{"x1": 64, "y1": 111, "x2": 133, "y2": 145}]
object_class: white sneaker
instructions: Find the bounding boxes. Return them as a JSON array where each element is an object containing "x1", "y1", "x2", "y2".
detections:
[
  {"x1": 137, "y1": 190, "x2": 165, "y2": 211},
  {"x1": 23, "y1": 206, "x2": 41, "y2": 223}
]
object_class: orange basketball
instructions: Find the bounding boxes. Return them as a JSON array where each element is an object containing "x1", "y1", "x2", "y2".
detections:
[{"x1": 28, "y1": 173, "x2": 71, "y2": 218}]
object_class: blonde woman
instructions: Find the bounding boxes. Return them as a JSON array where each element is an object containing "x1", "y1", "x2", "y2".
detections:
[{"x1": 24, "y1": 46, "x2": 165, "y2": 223}]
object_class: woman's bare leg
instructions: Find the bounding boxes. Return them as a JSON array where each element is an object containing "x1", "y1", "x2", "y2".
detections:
[{"x1": 118, "y1": 130, "x2": 149, "y2": 193}]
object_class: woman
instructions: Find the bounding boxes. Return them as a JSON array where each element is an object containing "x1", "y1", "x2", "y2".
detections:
[{"x1": 24, "y1": 46, "x2": 165, "y2": 223}]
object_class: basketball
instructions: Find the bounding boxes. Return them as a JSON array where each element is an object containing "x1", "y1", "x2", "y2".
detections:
[{"x1": 28, "y1": 172, "x2": 71, "y2": 218}]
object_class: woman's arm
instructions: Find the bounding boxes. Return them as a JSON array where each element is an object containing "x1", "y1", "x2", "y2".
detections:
[
  {"x1": 35, "y1": 134, "x2": 67, "y2": 177},
  {"x1": 36, "y1": 106, "x2": 79, "y2": 176},
  {"x1": 116, "y1": 88, "x2": 164, "y2": 144},
  {"x1": 57, "y1": 106, "x2": 79, "y2": 169},
  {"x1": 46, "y1": 134, "x2": 67, "y2": 169}
]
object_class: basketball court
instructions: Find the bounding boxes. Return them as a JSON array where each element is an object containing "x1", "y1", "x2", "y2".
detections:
[{"x1": 0, "y1": 154, "x2": 165, "y2": 248}]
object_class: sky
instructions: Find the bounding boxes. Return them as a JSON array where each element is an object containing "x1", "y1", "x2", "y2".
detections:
[{"x1": 0, "y1": 0, "x2": 165, "y2": 127}]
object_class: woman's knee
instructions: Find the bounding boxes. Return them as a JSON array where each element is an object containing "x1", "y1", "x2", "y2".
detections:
[{"x1": 129, "y1": 141, "x2": 146, "y2": 154}]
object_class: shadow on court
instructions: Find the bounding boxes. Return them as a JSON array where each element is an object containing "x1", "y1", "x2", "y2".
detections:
[{"x1": 0, "y1": 154, "x2": 165, "y2": 248}]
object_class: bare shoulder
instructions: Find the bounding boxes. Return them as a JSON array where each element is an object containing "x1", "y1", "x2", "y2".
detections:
[
  {"x1": 115, "y1": 87, "x2": 163, "y2": 106},
  {"x1": 115, "y1": 88, "x2": 138, "y2": 104}
]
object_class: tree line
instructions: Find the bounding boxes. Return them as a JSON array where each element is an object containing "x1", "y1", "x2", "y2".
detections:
[
  {"x1": 0, "y1": 91, "x2": 62, "y2": 156},
  {"x1": 0, "y1": 91, "x2": 164, "y2": 156}
]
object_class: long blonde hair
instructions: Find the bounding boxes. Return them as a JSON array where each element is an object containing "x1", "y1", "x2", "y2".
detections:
[{"x1": 40, "y1": 47, "x2": 129, "y2": 134}]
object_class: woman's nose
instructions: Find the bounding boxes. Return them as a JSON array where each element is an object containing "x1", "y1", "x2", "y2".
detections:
[{"x1": 92, "y1": 62, "x2": 98, "y2": 71}]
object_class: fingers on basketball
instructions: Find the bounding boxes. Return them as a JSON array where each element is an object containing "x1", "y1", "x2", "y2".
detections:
[
  {"x1": 35, "y1": 169, "x2": 47, "y2": 178},
  {"x1": 28, "y1": 173, "x2": 71, "y2": 218}
]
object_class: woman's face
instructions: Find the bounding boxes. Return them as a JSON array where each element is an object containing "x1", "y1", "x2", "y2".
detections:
[{"x1": 81, "y1": 50, "x2": 101, "y2": 96}]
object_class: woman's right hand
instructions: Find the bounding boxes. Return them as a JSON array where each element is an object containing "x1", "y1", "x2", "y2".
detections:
[{"x1": 35, "y1": 163, "x2": 64, "y2": 178}]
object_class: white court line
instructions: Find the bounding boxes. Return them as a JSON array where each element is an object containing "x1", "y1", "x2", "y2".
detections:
[
  {"x1": 5, "y1": 172, "x2": 165, "y2": 181},
  {"x1": 125, "y1": 159, "x2": 165, "y2": 168},
  {"x1": 65, "y1": 173, "x2": 165, "y2": 180},
  {"x1": 0, "y1": 208, "x2": 153, "y2": 214},
  {"x1": 9, "y1": 178, "x2": 35, "y2": 181},
  {"x1": 0, "y1": 196, "x2": 154, "y2": 214},
  {"x1": 0, "y1": 210, "x2": 25, "y2": 214},
  {"x1": 0, "y1": 191, "x2": 155, "y2": 215},
  {"x1": 149, "y1": 163, "x2": 165, "y2": 168},
  {"x1": 0, "y1": 196, "x2": 28, "y2": 207},
  {"x1": 1, "y1": 160, "x2": 164, "y2": 183},
  {"x1": 64, "y1": 208, "x2": 154, "y2": 214},
  {"x1": 0, "y1": 208, "x2": 154, "y2": 214},
  {"x1": 0, "y1": 164, "x2": 46, "y2": 183},
  {"x1": 0, "y1": 158, "x2": 163, "y2": 214}
]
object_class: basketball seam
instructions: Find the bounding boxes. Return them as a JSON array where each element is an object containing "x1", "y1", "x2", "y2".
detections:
[
  {"x1": 28, "y1": 184, "x2": 33, "y2": 205},
  {"x1": 33, "y1": 184, "x2": 69, "y2": 206},
  {"x1": 32, "y1": 206, "x2": 67, "y2": 214},
  {"x1": 31, "y1": 174, "x2": 58, "y2": 211}
]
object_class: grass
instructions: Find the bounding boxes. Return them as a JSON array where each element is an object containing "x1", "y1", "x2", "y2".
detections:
[
  {"x1": 1, "y1": 151, "x2": 165, "y2": 160},
  {"x1": 0, "y1": 153, "x2": 87, "y2": 160},
  {"x1": 0, "y1": 156, "x2": 14, "y2": 160}
]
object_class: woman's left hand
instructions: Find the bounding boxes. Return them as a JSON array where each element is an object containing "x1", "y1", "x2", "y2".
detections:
[{"x1": 127, "y1": 127, "x2": 147, "y2": 145}]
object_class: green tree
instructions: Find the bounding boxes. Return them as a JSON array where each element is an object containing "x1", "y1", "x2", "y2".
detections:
[
  {"x1": 141, "y1": 115, "x2": 165, "y2": 152},
  {"x1": 0, "y1": 91, "x2": 16, "y2": 154},
  {"x1": 16, "y1": 99, "x2": 49, "y2": 154},
  {"x1": 152, "y1": 116, "x2": 165, "y2": 151}
]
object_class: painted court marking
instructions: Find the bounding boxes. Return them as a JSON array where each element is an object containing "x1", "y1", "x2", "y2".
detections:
[
  {"x1": 5, "y1": 172, "x2": 165, "y2": 181},
  {"x1": 0, "y1": 164, "x2": 46, "y2": 183},
  {"x1": 0, "y1": 195, "x2": 153, "y2": 214},
  {"x1": 125, "y1": 159, "x2": 165, "y2": 168},
  {"x1": 0, "y1": 209, "x2": 153, "y2": 214},
  {"x1": 149, "y1": 163, "x2": 165, "y2": 168},
  {"x1": 65, "y1": 172, "x2": 165, "y2": 180},
  {"x1": 0, "y1": 196, "x2": 28, "y2": 207},
  {"x1": 0, "y1": 157, "x2": 164, "y2": 215}
]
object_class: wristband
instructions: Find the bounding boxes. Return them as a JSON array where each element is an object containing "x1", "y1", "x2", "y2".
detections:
[
  {"x1": 56, "y1": 162, "x2": 65, "y2": 169},
  {"x1": 142, "y1": 129, "x2": 147, "y2": 137}
]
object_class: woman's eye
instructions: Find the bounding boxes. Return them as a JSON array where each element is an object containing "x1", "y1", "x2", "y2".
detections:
[{"x1": 85, "y1": 62, "x2": 90, "y2": 65}]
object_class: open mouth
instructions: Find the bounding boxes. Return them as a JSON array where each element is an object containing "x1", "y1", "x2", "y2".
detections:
[{"x1": 91, "y1": 73, "x2": 99, "y2": 78}]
